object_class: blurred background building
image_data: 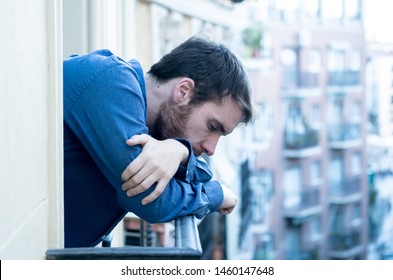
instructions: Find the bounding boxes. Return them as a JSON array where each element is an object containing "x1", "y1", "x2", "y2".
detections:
[
  {"x1": 2, "y1": 0, "x2": 393, "y2": 260},
  {"x1": 213, "y1": 0, "x2": 367, "y2": 260}
]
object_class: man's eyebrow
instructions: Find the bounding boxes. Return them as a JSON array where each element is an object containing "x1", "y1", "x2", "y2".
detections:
[{"x1": 212, "y1": 118, "x2": 227, "y2": 135}]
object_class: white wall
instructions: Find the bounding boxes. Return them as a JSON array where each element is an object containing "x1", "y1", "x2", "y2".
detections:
[{"x1": 0, "y1": 0, "x2": 63, "y2": 259}]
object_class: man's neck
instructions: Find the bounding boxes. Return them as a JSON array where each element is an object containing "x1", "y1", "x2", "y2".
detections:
[
  {"x1": 145, "y1": 74, "x2": 161, "y2": 128},
  {"x1": 145, "y1": 74, "x2": 179, "y2": 128}
]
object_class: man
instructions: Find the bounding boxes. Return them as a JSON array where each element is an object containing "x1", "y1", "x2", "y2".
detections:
[{"x1": 63, "y1": 36, "x2": 254, "y2": 248}]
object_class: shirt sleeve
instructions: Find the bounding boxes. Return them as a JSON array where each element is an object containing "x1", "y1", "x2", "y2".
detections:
[{"x1": 63, "y1": 52, "x2": 223, "y2": 223}]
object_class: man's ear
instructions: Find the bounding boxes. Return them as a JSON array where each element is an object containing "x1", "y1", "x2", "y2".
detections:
[{"x1": 172, "y1": 78, "x2": 194, "y2": 105}]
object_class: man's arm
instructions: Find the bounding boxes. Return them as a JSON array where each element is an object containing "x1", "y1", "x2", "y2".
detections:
[
  {"x1": 122, "y1": 134, "x2": 238, "y2": 214},
  {"x1": 121, "y1": 134, "x2": 190, "y2": 205},
  {"x1": 64, "y1": 51, "x2": 225, "y2": 222}
]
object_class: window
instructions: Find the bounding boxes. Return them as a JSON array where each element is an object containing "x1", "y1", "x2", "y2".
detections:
[
  {"x1": 327, "y1": 48, "x2": 345, "y2": 72},
  {"x1": 351, "y1": 100, "x2": 362, "y2": 123},
  {"x1": 309, "y1": 216, "x2": 321, "y2": 241},
  {"x1": 309, "y1": 103, "x2": 321, "y2": 127},
  {"x1": 281, "y1": 48, "x2": 298, "y2": 89},
  {"x1": 352, "y1": 202, "x2": 362, "y2": 220},
  {"x1": 310, "y1": 160, "x2": 322, "y2": 185},
  {"x1": 284, "y1": 102, "x2": 308, "y2": 148},
  {"x1": 329, "y1": 156, "x2": 344, "y2": 189},
  {"x1": 329, "y1": 205, "x2": 346, "y2": 232},
  {"x1": 349, "y1": 48, "x2": 361, "y2": 70},
  {"x1": 322, "y1": 0, "x2": 343, "y2": 20},
  {"x1": 350, "y1": 152, "x2": 362, "y2": 176},
  {"x1": 252, "y1": 107, "x2": 265, "y2": 142},
  {"x1": 348, "y1": 48, "x2": 361, "y2": 85},
  {"x1": 285, "y1": 227, "x2": 301, "y2": 259},
  {"x1": 304, "y1": 0, "x2": 320, "y2": 18},
  {"x1": 330, "y1": 97, "x2": 344, "y2": 124},
  {"x1": 251, "y1": 104, "x2": 273, "y2": 143},
  {"x1": 249, "y1": 170, "x2": 274, "y2": 224},
  {"x1": 308, "y1": 49, "x2": 322, "y2": 73},
  {"x1": 299, "y1": 48, "x2": 321, "y2": 87},
  {"x1": 253, "y1": 233, "x2": 275, "y2": 260},
  {"x1": 345, "y1": 0, "x2": 360, "y2": 19},
  {"x1": 276, "y1": 0, "x2": 301, "y2": 23},
  {"x1": 328, "y1": 47, "x2": 347, "y2": 86},
  {"x1": 284, "y1": 166, "x2": 302, "y2": 209}
]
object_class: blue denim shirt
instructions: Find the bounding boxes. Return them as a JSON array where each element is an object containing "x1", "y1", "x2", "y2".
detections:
[{"x1": 63, "y1": 49, "x2": 223, "y2": 247}]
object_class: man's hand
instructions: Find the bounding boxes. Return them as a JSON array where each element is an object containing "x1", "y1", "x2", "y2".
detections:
[
  {"x1": 121, "y1": 134, "x2": 189, "y2": 205},
  {"x1": 218, "y1": 184, "x2": 238, "y2": 215}
]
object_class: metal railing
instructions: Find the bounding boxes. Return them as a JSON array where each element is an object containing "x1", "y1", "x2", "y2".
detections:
[
  {"x1": 329, "y1": 176, "x2": 362, "y2": 200},
  {"x1": 329, "y1": 230, "x2": 363, "y2": 259},
  {"x1": 284, "y1": 187, "x2": 321, "y2": 219},
  {"x1": 175, "y1": 215, "x2": 202, "y2": 252},
  {"x1": 328, "y1": 70, "x2": 361, "y2": 87},
  {"x1": 284, "y1": 128, "x2": 319, "y2": 150},
  {"x1": 46, "y1": 215, "x2": 202, "y2": 260},
  {"x1": 328, "y1": 123, "x2": 361, "y2": 142}
]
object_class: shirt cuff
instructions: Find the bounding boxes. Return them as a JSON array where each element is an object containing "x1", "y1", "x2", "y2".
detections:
[{"x1": 203, "y1": 180, "x2": 223, "y2": 214}]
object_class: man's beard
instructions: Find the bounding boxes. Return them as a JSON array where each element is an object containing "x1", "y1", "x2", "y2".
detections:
[{"x1": 149, "y1": 99, "x2": 192, "y2": 140}]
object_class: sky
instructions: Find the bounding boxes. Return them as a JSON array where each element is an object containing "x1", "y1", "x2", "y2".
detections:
[{"x1": 364, "y1": 0, "x2": 393, "y2": 43}]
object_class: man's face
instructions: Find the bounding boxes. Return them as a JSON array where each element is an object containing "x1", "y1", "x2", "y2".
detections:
[{"x1": 150, "y1": 96, "x2": 243, "y2": 156}]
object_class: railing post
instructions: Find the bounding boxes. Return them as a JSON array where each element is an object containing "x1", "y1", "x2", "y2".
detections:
[
  {"x1": 175, "y1": 215, "x2": 202, "y2": 253},
  {"x1": 102, "y1": 232, "x2": 113, "y2": 247}
]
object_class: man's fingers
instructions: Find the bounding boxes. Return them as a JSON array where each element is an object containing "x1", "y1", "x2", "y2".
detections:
[
  {"x1": 122, "y1": 162, "x2": 155, "y2": 191},
  {"x1": 121, "y1": 154, "x2": 146, "y2": 181},
  {"x1": 126, "y1": 134, "x2": 151, "y2": 147},
  {"x1": 219, "y1": 207, "x2": 234, "y2": 215},
  {"x1": 141, "y1": 179, "x2": 168, "y2": 205},
  {"x1": 125, "y1": 174, "x2": 159, "y2": 197}
]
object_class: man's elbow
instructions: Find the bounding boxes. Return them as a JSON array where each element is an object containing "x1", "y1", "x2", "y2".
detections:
[{"x1": 117, "y1": 195, "x2": 177, "y2": 224}]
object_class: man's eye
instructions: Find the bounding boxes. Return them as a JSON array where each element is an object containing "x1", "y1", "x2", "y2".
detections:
[{"x1": 208, "y1": 123, "x2": 217, "y2": 131}]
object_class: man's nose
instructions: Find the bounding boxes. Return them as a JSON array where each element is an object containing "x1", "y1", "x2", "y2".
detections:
[{"x1": 201, "y1": 135, "x2": 220, "y2": 156}]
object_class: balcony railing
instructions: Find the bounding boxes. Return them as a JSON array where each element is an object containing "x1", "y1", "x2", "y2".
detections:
[
  {"x1": 328, "y1": 70, "x2": 361, "y2": 87},
  {"x1": 282, "y1": 72, "x2": 320, "y2": 89},
  {"x1": 298, "y1": 72, "x2": 320, "y2": 88},
  {"x1": 284, "y1": 128, "x2": 319, "y2": 150},
  {"x1": 282, "y1": 72, "x2": 322, "y2": 97},
  {"x1": 284, "y1": 188, "x2": 322, "y2": 221},
  {"x1": 329, "y1": 230, "x2": 363, "y2": 259},
  {"x1": 46, "y1": 215, "x2": 202, "y2": 260},
  {"x1": 329, "y1": 123, "x2": 361, "y2": 144},
  {"x1": 329, "y1": 175, "x2": 362, "y2": 204},
  {"x1": 286, "y1": 248, "x2": 320, "y2": 260}
]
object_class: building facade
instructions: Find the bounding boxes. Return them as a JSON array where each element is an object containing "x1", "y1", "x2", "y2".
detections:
[
  {"x1": 0, "y1": 0, "x2": 63, "y2": 259},
  {"x1": 214, "y1": 0, "x2": 368, "y2": 260}
]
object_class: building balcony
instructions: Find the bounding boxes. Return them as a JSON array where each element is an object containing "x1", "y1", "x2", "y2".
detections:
[
  {"x1": 329, "y1": 175, "x2": 362, "y2": 204},
  {"x1": 328, "y1": 70, "x2": 361, "y2": 87},
  {"x1": 283, "y1": 128, "x2": 321, "y2": 158},
  {"x1": 286, "y1": 247, "x2": 320, "y2": 260},
  {"x1": 329, "y1": 230, "x2": 363, "y2": 259},
  {"x1": 282, "y1": 72, "x2": 322, "y2": 98},
  {"x1": 327, "y1": 70, "x2": 362, "y2": 94},
  {"x1": 329, "y1": 123, "x2": 362, "y2": 149},
  {"x1": 284, "y1": 188, "x2": 322, "y2": 224}
]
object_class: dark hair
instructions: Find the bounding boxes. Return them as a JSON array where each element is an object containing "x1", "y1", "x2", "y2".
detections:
[{"x1": 148, "y1": 36, "x2": 254, "y2": 124}]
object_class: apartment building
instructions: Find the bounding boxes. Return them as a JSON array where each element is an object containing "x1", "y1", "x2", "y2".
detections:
[
  {"x1": 365, "y1": 42, "x2": 393, "y2": 259},
  {"x1": 215, "y1": 0, "x2": 368, "y2": 259},
  {"x1": 1, "y1": 0, "x2": 254, "y2": 259}
]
